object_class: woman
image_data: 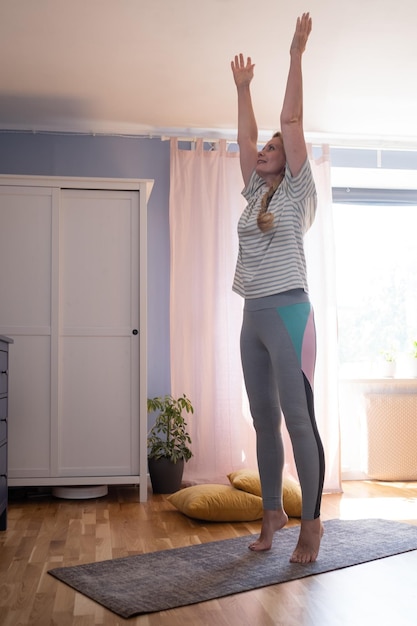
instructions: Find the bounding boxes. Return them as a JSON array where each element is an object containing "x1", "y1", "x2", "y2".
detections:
[{"x1": 231, "y1": 12, "x2": 325, "y2": 564}]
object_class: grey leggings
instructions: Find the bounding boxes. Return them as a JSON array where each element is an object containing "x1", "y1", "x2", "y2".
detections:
[{"x1": 240, "y1": 290, "x2": 325, "y2": 520}]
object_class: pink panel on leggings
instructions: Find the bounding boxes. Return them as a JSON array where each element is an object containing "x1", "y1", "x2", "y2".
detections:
[{"x1": 301, "y1": 309, "x2": 316, "y2": 388}]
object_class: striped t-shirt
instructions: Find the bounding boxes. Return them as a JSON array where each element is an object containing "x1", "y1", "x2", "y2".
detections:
[{"x1": 232, "y1": 157, "x2": 317, "y2": 299}]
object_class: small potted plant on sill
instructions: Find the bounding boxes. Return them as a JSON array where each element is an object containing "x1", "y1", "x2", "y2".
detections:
[
  {"x1": 147, "y1": 393, "x2": 194, "y2": 494},
  {"x1": 380, "y1": 348, "x2": 396, "y2": 378}
]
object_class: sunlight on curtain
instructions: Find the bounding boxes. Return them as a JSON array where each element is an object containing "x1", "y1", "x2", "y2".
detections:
[
  {"x1": 169, "y1": 138, "x2": 341, "y2": 492},
  {"x1": 305, "y1": 147, "x2": 341, "y2": 493}
]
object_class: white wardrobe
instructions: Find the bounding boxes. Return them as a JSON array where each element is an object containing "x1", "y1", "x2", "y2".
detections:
[{"x1": 0, "y1": 175, "x2": 153, "y2": 501}]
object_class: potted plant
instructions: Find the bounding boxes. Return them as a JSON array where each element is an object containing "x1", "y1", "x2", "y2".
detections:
[
  {"x1": 147, "y1": 393, "x2": 194, "y2": 494},
  {"x1": 380, "y1": 348, "x2": 396, "y2": 378}
]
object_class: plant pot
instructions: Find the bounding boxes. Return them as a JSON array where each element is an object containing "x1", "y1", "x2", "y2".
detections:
[
  {"x1": 148, "y1": 457, "x2": 185, "y2": 494},
  {"x1": 380, "y1": 361, "x2": 396, "y2": 378}
]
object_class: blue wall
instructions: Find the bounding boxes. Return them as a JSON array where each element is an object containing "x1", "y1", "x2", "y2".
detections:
[{"x1": 0, "y1": 131, "x2": 171, "y2": 397}]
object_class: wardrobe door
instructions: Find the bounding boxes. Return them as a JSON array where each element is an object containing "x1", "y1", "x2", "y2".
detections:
[
  {"x1": 0, "y1": 186, "x2": 54, "y2": 477},
  {"x1": 58, "y1": 189, "x2": 140, "y2": 476}
]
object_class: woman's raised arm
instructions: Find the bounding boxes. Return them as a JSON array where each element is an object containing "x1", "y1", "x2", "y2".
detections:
[
  {"x1": 231, "y1": 54, "x2": 259, "y2": 186},
  {"x1": 280, "y1": 12, "x2": 312, "y2": 177}
]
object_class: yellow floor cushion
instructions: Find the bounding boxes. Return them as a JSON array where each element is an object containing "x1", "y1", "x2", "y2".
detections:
[
  {"x1": 167, "y1": 484, "x2": 263, "y2": 522},
  {"x1": 228, "y1": 469, "x2": 302, "y2": 518},
  {"x1": 167, "y1": 470, "x2": 302, "y2": 522}
]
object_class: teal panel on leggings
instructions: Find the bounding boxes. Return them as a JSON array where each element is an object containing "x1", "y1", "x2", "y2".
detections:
[{"x1": 276, "y1": 302, "x2": 311, "y2": 363}]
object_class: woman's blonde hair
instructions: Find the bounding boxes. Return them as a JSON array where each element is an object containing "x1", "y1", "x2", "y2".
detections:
[{"x1": 257, "y1": 132, "x2": 285, "y2": 233}]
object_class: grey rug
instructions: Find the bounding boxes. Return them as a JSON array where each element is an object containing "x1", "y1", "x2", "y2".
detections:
[{"x1": 48, "y1": 519, "x2": 417, "y2": 619}]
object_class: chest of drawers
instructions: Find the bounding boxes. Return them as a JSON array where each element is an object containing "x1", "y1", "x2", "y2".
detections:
[{"x1": 0, "y1": 336, "x2": 13, "y2": 531}]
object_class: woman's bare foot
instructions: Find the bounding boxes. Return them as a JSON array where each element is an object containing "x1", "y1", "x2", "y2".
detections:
[
  {"x1": 290, "y1": 517, "x2": 324, "y2": 563},
  {"x1": 249, "y1": 508, "x2": 288, "y2": 551}
]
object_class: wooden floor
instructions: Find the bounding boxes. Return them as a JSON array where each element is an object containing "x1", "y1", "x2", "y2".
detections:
[{"x1": 2, "y1": 480, "x2": 417, "y2": 625}]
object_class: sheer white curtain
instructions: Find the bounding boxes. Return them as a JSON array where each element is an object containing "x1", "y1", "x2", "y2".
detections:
[
  {"x1": 169, "y1": 138, "x2": 341, "y2": 492},
  {"x1": 305, "y1": 147, "x2": 341, "y2": 493}
]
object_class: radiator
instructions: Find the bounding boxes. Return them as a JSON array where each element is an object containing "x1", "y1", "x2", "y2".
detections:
[{"x1": 365, "y1": 393, "x2": 417, "y2": 480}]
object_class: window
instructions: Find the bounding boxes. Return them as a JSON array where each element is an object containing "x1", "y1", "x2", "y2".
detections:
[
  {"x1": 333, "y1": 188, "x2": 417, "y2": 378},
  {"x1": 333, "y1": 186, "x2": 417, "y2": 478}
]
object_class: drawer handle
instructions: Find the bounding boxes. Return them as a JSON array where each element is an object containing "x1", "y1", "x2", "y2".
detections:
[{"x1": 1, "y1": 370, "x2": 7, "y2": 375}]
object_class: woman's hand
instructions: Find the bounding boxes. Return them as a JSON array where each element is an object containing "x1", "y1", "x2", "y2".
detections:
[
  {"x1": 290, "y1": 12, "x2": 312, "y2": 57},
  {"x1": 231, "y1": 54, "x2": 255, "y2": 88}
]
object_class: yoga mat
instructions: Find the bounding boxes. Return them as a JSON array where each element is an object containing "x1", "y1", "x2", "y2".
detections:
[{"x1": 49, "y1": 518, "x2": 417, "y2": 618}]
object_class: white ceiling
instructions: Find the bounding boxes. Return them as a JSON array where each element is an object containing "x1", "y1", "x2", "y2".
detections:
[{"x1": 1, "y1": 0, "x2": 417, "y2": 148}]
